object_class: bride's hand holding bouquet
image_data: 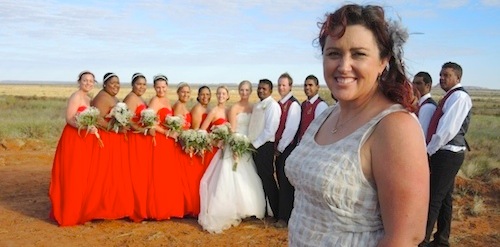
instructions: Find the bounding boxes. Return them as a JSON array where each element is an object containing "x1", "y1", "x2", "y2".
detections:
[{"x1": 228, "y1": 133, "x2": 255, "y2": 171}]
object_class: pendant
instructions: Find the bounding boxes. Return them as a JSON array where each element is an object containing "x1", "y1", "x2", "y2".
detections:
[{"x1": 331, "y1": 129, "x2": 338, "y2": 134}]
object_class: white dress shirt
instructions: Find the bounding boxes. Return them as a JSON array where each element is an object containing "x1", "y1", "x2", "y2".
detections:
[
  {"x1": 417, "y1": 93, "x2": 437, "y2": 138},
  {"x1": 308, "y1": 94, "x2": 329, "y2": 118},
  {"x1": 249, "y1": 95, "x2": 281, "y2": 149},
  {"x1": 427, "y1": 83, "x2": 473, "y2": 156},
  {"x1": 277, "y1": 92, "x2": 301, "y2": 153}
]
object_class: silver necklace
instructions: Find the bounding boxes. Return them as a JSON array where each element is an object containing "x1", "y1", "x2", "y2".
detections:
[{"x1": 331, "y1": 97, "x2": 374, "y2": 134}]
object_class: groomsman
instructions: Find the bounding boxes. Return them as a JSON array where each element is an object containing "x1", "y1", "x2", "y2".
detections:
[
  {"x1": 248, "y1": 79, "x2": 281, "y2": 220},
  {"x1": 274, "y1": 72, "x2": 301, "y2": 228},
  {"x1": 412, "y1": 71, "x2": 437, "y2": 137},
  {"x1": 420, "y1": 62, "x2": 472, "y2": 247},
  {"x1": 296, "y1": 75, "x2": 328, "y2": 143}
]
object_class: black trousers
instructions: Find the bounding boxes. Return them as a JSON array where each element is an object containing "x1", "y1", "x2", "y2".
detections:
[
  {"x1": 275, "y1": 144, "x2": 296, "y2": 222},
  {"x1": 422, "y1": 150, "x2": 464, "y2": 247},
  {"x1": 253, "y1": 141, "x2": 279, "y2": 218}
]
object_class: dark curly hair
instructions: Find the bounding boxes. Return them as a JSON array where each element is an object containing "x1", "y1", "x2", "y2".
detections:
[{"x1": 317, "y1": 4, "x2": 416, "y2": 112}]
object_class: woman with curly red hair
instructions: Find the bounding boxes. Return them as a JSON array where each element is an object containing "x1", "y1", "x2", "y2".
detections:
[{"x1": 285, "y1": 4, "x2": 429, "y2": 246}]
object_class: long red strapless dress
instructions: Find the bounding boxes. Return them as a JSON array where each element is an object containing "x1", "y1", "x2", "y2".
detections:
[
  {"x1": 83, "y1": 109, "x2": 133, "y2": 221},
  {"x1": 49, "y1": 106, "x2": 94, "y2": 226},
  {"x1": 181, "y1": 117, "x2": 227, "y2": 217},
  {"x1": 148, "y1": 108, "x2": 185, "y2": 220},
  {"x1": 203, "y1": 117, "x2": 227, "y2": 170},
  {"x1": 128, "y1": 104, "x2": 154, "y2": 222},
  {"x1": 175, "y1": 112, "x2": 202, "y2": 216},
  {"x1": 191, "y1": 113, "x2": 210, "y2": 171}
]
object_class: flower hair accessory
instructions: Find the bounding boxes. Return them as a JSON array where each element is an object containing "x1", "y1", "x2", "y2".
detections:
[{"x1": 387, "y1": 17, "x2": 409, "y2": 69}]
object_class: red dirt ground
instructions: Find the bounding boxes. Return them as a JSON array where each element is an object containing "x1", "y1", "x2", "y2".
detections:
[{"x1": 0, "y1": 138, "x2": 498, "y2": 246}]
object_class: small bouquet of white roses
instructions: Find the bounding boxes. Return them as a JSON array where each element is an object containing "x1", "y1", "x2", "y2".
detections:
[
  {"x1": 138, "y1": 108, "x2": 158, "y2": 135},
  {"x1": 194, "y1": 130, "x2": 211, "y2": 161},
  {"x1": 163, "y1": 115, "x2": 185, "y2": 141},
  {"x1": 138, "y1": 108, "x2": 159, "y2": 146},
  {"x1": 179, "y1": 129, "x2": 211, "y2": 162},
  {"x1": 106, "y1": 102, "x2": 133, "y2": 133},
  {"x1": 179, "y1": 129, "x2": 198, "y2": 158},
  {"x1": 75, "y1": 106, "x2": 104, "y2": 147},
  {"x1": 209, "y1": 123, "x2": 232, "y2": 149},
  {"x1": 228, "y1": 133, "x2": 254, "y2": 171}
]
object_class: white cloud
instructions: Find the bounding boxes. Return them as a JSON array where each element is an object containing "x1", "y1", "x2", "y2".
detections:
[
  {"x1": 481, "y1": 0, "x2": 500, "y2": 6},
  {"x1": 0, "y1": 0, "x2": 498, "y2": 89},
  {"x1": 438, "y1": 0, "x2": 469, "y2": 8}
]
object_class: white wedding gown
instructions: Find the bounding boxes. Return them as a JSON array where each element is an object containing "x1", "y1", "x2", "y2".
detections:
[{"x1": 198, "y1": 113, "x2": 266, "y2": 233}]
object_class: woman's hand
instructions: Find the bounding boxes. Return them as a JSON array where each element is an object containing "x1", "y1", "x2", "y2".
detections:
[
  {"x1": 148, "y1": 128, "x2": 156, "y2": 136},
  {"x1": 119, "y1": 125, "x2": 130, "y2": 133},
  {"x1": 88, "y1": 125, "x2": 98, "y2": 135},
  {"x1": 169, "y1": 131, "x2": 179, "y2": 141}
]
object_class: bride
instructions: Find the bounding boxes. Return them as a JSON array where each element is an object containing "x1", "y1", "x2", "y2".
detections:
[{"x1": 198, "y1": 80, "x2": 266, "y2": 233}]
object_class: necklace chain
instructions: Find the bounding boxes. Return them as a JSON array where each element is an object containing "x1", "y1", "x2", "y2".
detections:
[
  {"x1": 331, "y1": 110, "x2": 363, "y2": 134},
  {"x1": 331, "y1": 97, "x2": 374, "y2": 134}
]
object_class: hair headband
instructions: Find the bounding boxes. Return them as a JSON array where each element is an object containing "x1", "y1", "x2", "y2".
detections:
[
  {"x1": 131, "y1": 73, "x2": 145, "y2": 82},
  {"x1": 103, "y1": 73, "x2": 117, "y2": 83},
  {"x1": 153, "y1": 74, "x2": 168, "y2": 82}
]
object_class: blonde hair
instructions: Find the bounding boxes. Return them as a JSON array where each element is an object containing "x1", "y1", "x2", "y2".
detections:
[
  {"x1": 177, "y1": 82, "x2": 190, "y2": 93},
  {"x1": 238, "y1": 80, "x2": 252, "y2": 92},
  {"x1": 216, "y1": 85, "x2": 230, "y2": 101}
]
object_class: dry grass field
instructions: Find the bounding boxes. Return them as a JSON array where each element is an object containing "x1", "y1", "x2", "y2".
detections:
[{"x1": 0, "y1": 83, "x2": 498, "y2": 246}]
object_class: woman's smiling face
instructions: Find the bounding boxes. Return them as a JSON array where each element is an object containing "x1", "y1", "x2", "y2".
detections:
[{"x1": 322, "y1": 24, "x2": 387, "y2": 102}]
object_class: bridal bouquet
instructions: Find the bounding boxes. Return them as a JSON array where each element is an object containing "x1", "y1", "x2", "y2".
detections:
[
  {"x1": 164, "y1": 115, "x2": 185, "y2": 140},
  {"x1": 139, "y1": 108, "x2": 158, "y2": 135},
  {"x1": 209, "y1": 123, "x2": 231, "y2": 148},
  {"x1": 228, "y1": 133, "x2": 254, "y2": 171},
  {"x1": 75, "y1": 106, "x2": 104, "y2": 147},
  {"x1": 106, "y1": 102, "x2": 133, "y2": 133}
]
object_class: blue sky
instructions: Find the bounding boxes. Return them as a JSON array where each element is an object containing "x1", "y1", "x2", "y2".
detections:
[{"x1": 1, "y1": 0, "x2": 499, "y2": 89}]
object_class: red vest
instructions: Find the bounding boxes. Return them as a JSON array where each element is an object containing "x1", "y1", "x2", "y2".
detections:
[
  {"x1": 426, "y1": 87, "x2": 465, "y2": 144},
  {"x1": 297, "y1": 97, "x2": 323, "y2": 142},
  {"x1": 275, "y1": 96, "x2": 298, "y2": 148}
]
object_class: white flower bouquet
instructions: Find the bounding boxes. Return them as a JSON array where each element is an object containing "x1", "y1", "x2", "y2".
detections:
[
  {"x1": 179, "y1": 129, "x2": 211, "y2": 160},
  {"x1": 228, "y1": 133, "x2": 254, "y2": 171},
  {"x1": 139, "y1": 108, "x2": 158, "y2": 135},
  {"x1": 179, "y1": 129, "x2": 197, "y2": 157},
  {"x1": 75, "y1": 106, "x2": 103, "y2": 147},
  {"x1": 194, "y1": 129, "x2": 211, "y2": 159},
  {"x1": 209, "y1": 123, "x2": 232, "y2": 148},
  {"x1": 106, "y1": 102, "x2": 133, "y2": 133},
  {"x1": 164, "y1": 115, "x2": 185, "y2": 140}
]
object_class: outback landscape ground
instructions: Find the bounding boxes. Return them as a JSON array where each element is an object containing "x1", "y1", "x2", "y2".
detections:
[{"x1": 0, "y1": 84, "x2": 498, "y2": 246}]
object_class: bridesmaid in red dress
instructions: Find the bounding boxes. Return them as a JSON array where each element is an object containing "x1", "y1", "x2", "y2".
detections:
[
  {"x1": 200, "y1": 85, "x2": 230, "y2": 158},
  {"x1": 190, "y1": 86, "x2": 214, "y2": 171},
  {"x1": 191, "y1": 86, "x2": 212, "y2": 130},
  {"x1": 123, "y1": 73, "x2": 153, "y2": 222},
  {"x1": 172, "y1": 82, "x2": 199, "y2": 216},
  {"x1": 147, "y1": 74, "x2": 185, "y2": 220},
  {"x1": 49, "y1": 71, "x2": 97, "y2": 226},
  {"x1": 85, "y1": 73, "x2": 133, "y2": 221}
]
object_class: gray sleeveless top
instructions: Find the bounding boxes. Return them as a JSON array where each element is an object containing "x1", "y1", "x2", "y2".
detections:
[{"x1": 285, "y1": 104, "x2": 405, "y2": 246}]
